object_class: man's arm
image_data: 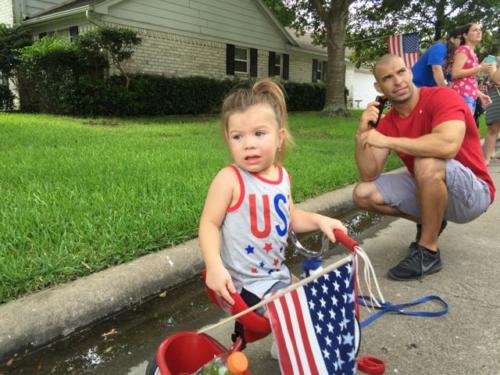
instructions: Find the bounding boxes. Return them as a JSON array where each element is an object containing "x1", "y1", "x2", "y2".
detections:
[
  {"x1": 431, "y1": 65, "x2": 447, "y2": 87},
  {"x1": 360, "y1": 120, "x2": 465, "y2": 159},
  {"x1": 355, "y1": 102, "x2": 390, "y2": 181}
]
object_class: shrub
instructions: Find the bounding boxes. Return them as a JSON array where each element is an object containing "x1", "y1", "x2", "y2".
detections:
[{"x1": 284, "y1": 81, "x2": 326, "y2": 111}]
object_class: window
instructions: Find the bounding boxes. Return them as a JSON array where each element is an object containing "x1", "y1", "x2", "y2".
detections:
[
  {"x1": 226, "y1": 44, "x2": 257, "y2": 77},
  {"x1": 273, "y1": 54, "x2": 282, "y2": 76},
  {"x1": 234, "y1": 47, "x2": 249, "y2": 74},
  {"x1": 38, "y1": 32, "x2": 47, "y2": 40},
  {"x1": 269, "y1": 52, "x2": 289, "y2": 80},
  {"x1": 69, "y1": 26, "x2": 79, "y2": 41},
  {"x1": 312, "y1": 59, "x2": 327, "y2": 82}
]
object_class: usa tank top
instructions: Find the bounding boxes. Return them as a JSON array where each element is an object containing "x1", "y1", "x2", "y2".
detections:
[{"x1": 220, "y1": 164, "x2": 292, "y2": 298}]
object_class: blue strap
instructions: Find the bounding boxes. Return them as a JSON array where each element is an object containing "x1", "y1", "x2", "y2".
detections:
[{"x1": 358, "y1": 295, "x2": 449, "y2": 328}]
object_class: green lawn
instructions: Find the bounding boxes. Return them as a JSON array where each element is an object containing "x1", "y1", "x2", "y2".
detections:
[{"x1": 0, "y1": 111, "x2": 402, "y2": 303}]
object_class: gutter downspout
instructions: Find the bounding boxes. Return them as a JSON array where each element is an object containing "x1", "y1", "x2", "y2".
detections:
[{"x1": 85, "y1": 3, "x2": 104, "y2": 28}]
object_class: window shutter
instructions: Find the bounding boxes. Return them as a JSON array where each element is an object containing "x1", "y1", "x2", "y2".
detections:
[
  {"x1": 282, "y1": 54, "x2": 289, "y2": 80},
  {"x1": 226, "y1": 44, "x2": 235, "y2": 75},
  {"x1": 250, "y1": 48, "x2": 258, "y2": 77},
  {"x1": 312, "y1": 59, "x2": 318, "y2": 82},
  {"x1": 268, "y1": 51, "x2": 275, "y2": 76}
]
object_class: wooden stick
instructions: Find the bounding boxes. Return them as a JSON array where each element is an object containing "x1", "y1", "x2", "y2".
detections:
[{"x1": 197, "y1": 255, "x2": 353, "y2": 335}]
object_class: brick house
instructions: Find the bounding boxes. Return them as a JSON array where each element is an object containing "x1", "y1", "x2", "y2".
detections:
[{"x1": 0, "y1": 0, "x2": 377, "y2": 107}]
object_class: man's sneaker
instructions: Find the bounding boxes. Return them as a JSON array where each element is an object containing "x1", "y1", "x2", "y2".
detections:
[
  {"x1": 410, "y1": 220, "x2": 448, "y2": 250},
  {"x1": 388, "y1": 244, "x2": 442, "y2": 280}
]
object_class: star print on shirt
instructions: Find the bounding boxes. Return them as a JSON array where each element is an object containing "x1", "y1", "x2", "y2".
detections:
[
  {"x1": 264, "y1": 242, "x2": 273, "y2": 253},
  {"x1": 245, "y1": 245, "x2": 255, "y2": 255}
]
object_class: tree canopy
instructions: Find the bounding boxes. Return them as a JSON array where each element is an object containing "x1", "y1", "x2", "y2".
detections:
[{"x1": 348, "y1": 0, "x2": 499, "y2": 67}]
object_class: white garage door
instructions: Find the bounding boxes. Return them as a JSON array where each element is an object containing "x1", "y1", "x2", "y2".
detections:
[{"x1": 351, "y1": 70, "x2": 378, "y2": 109}]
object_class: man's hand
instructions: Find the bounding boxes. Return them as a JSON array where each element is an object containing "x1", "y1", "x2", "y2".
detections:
[
  {"x1": 359, "y1": 129, "x2": 390, "y2": 149},
  {"x1": 358, "y1": 100, "x2": 385, "y2": 134},
  {"x1": 205, "y1": 264, "x2": 236, "y2": 305}
]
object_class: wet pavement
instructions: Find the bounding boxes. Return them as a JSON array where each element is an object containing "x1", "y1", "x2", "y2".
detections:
[{"x1": 0, "y1": 211, "x2": 390, "y2": 375}]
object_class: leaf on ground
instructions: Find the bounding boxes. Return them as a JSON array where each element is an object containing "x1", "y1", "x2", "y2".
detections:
[{"x1": 101, "y1": 328, "x2": 118, "y2": 338}]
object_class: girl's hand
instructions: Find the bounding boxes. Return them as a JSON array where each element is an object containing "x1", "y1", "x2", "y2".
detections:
[
  {"x1": 317, "y1": 217, "x2": 348, "y2": 244},
  {"x1": 479, "y1": 62, "x2": 493, "y2": 73},
  {"x1": 479, "y1": 92, "x2": 492, "y2": 107},
  {"x1": 205, "y1": 264, "x2": 236, "y2": 305}
]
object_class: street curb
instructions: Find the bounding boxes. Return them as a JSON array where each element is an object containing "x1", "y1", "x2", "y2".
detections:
[{"x1": 0, "y1": 180, "x2": 360, "y2": 360}]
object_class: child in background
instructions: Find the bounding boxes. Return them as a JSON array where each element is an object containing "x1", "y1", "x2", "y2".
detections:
[{"x1": 199, "y1": 79, "x2": 346, "y2": 314}]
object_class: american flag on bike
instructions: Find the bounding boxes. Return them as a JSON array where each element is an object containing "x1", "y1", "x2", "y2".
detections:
[
  {"x1": 388, "y1": 32, "x2": 420, "y2": 68},
  {"x1": 267, "y1": 259, "x2": 358, "y2": 375}
]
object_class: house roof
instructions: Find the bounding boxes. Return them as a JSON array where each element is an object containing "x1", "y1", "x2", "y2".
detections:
[
  {"x1": 23, "y1": 0, "x2": 298, "y2": 48},
  {"x1": 24, "y1": 0, "x2": 95, "y2": 20},
  {"x1": 286, "y1": 27, "x2": 326, "y2": 54}
]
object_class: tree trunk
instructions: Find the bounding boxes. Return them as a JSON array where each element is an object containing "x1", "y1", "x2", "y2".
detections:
[
  {"x1": 321, "y1": 0, "x2": 350, "y2": 117},
  {"x1": 434, "y1": 0, "x2": 446, "y2": 41}
]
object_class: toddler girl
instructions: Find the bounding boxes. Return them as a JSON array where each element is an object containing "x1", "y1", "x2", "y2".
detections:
[{"x1": 199, "y1": 79, "x2": 346, "y2": 312}]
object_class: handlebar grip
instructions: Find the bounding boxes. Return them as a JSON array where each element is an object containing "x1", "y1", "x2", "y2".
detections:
[{"x1": 333, "y1": 229, "x2": 359, "y2": 253}]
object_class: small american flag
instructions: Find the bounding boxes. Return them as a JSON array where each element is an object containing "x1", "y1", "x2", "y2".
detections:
[
  {"x1": 267, "y1": 260, "x2": 358, "y2": 375},
  {"x1": 388, "y1": 32, "x2": 420, "y2": 68}
]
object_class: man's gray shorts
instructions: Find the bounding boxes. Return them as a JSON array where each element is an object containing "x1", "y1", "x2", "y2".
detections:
[{"x1": 373, "y1": 159, "x2": 491, "y2": 223}]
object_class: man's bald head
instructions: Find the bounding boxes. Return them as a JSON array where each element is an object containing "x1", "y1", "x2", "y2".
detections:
[{"x1": 373, "y1": 54, "x2": 406, "y2": 82}]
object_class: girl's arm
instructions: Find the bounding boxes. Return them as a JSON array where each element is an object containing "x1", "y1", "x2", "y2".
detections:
[
  {"x1": 451, "y1": 51, "x2": 492, "y2": 80},
  {"x1": 289, "y1": 199, "x2": 347, "y2": 244},
  {"x1": 199, "y1": 167, "x2": 238, "y2": 304}
]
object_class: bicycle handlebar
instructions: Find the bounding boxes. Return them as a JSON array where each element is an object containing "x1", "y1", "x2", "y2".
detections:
[{"x1": 333, "y1": 229, "x2": 359, "y2": 253}]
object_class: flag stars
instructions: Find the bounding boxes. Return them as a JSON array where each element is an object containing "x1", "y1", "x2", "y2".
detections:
[
  {"x1": 327, "y1": 322, "x2": 334, "y2": 333},
  {"x1": 348, "y1": 348, "x2": 357, "y2": 362},
  {"x1": 309, "y1": 300, "x2": 315, "y2": 310},
  {"x1": 264, "y1": 242, "x2": 273, "y2": 253},
  {"x1": 333, "y1": 280, "x2": 340, "y2": 291},
  {"x1": 329, "y1": 309, "x2": 336, "y2": 320},
  {"x1": 311, "y1": 286, "x2": 318, "y2": 297},
  {"x1": 346, "y1": 263, "x2": 352, "y2": 275},
  {"x1": 331, "y1": 295, "x2": 338, "y2": 306},
  {"x1": 273, "y1": 258, "x2": 279, "y2": 266},
  {"x1": 259, "y1": 261, "x2": 265, "y2": 269},
  {"x1": 251, "y1": 267, "x2": 258, "y2": 273},
  {"x1": 322, "y1": 348, "x2": 330, "y2": 360},
  {"x1": 245, "y1": 245, "x2": 255, "y2": 255},
  {"x1": 344, "y1": 277, "x2": 350, "y2": 288},
  {"x1": 321, "y1": 284, "x2": 329, "y2": 294},
  {"x1": 318, "y1": 311, "x2": 324, "y2": 321},
  {"x1": 320, "y1": 297, "x2": 326, "y2": 308},
  {"x1": 315, "y1": 324, "x2": 322, "y2": 334},
  {"x1": 343, "y1": 332, "x2": 354, "y2": 346},
  {"x1": 325, "y1": 336, "x2": 332, "y2": 346},
  {"x1": 348, "y1": 292, "x2": 355, "y2": 304}
]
